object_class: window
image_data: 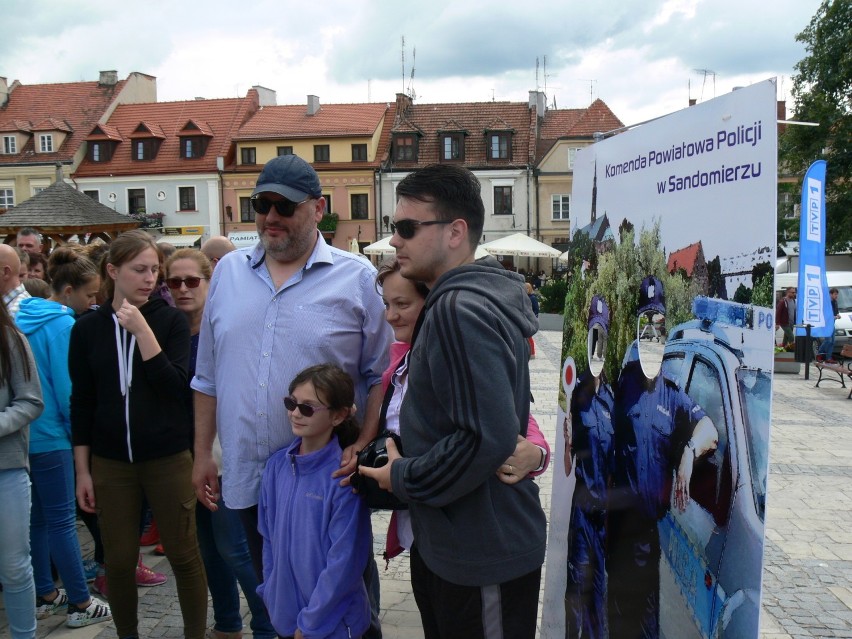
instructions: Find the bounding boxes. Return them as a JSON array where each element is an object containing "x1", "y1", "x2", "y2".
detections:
[
  {"x1": 239, "y1": 196, "x2": 254, "y2": 222},
  {"x1": 352, "y1": 144, "x2": 368, "y2": 162},
  {"x1": 441, "y1": 134, "x2": 464, "y2": 161},
  {"x1": 314, "y1": 145, "x2": 330, "y2": 163},
  {"x1": 277, "y1": 146, "x2": 293, "y2": 156},
  {"x1": 568, "y1": 147, "x2": 584, "y2": 169},
  {"x1": 489, "y1": 133, "x2": 512, "y2": 160},
  {"x1": 323, "y1": 194, "x2": 332, "y2": 214},
  {"x1": 494, "y1": 186, "x2": 513, "y2": 215},
  {"x1": 182, "y1": 137, "x2": 208, "y2": 159},
  {"x1": 393, "y1": 134, "x2": 417, "y2": 161},
  {"x1": 133, "y1": 139, "x2": 160, "y2": 161},
  {"x1": 83, "y1": 190, "x2": 100, "y2": 203},
  {"x1": 128, "y1": 188, "x2": 146, "y2": 214},
  {"x1": 241, "y1": 147, "x2": 257, "y2": 165},
  {"x1": 552, "y1": 194, "x2": 570, "y2": 221},
  {"x1": 351, "y1": 193, "x2": 369, "y2": 220},
  {"x1": 179, "y1": 187, "x2": 196, "y2": 211},
  {"x1": 0, "y1": 187, "x2": 14, "y2": 208},
  {"x1": 88, "y1": 142, "x2": 114, "y2": 162},
  {"x1": 2, "y1": 136, "x2": 16, "y2": 154},
  {"x1": 40, "y1": 134, "x2": 54, "y2": 152}
]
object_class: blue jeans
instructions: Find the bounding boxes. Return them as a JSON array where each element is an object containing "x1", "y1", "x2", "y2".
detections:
[
  {"x1": 0, "y1": 468, "x2": 36, "y2": 639},
  {"x1": 819, "y1": 336, "x2": 836, "y2": 359},
  {"x1": 196, "y1": 498, "x2": 275, "y2": 638},
  {"x1": 30, "y1": 449, "x2": 90, "y2": 605}
]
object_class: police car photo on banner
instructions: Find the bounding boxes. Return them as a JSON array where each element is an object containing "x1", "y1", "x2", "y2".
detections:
[{"x1": 541, "y1": 79, "x2": 778, "y2": 639}]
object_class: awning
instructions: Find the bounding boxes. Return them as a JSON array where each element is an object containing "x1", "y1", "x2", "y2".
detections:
[{"x1": 157, "y1": 235, "x2": 201, "y2": 247}]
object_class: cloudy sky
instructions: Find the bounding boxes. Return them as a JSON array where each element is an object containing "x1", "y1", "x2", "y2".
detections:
[{"x1": 3, "y1": 0, "x2": 821, "y2": 127}]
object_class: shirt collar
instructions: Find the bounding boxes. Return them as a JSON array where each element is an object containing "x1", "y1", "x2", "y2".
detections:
[{"x1": 247, "y1": 230, "x2": 334, "y2": 271}]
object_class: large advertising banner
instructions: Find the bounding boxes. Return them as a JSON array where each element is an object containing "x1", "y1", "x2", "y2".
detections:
[{"x1": 541, "y1": 79, "x2": 778, "y2": 639}]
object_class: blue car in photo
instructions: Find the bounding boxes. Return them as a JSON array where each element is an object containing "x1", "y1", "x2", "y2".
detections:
[{"x1": 657, "y1": 297, "x2": 772, "y2": 639}]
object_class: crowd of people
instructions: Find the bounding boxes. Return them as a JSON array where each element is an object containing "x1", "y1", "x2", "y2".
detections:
[{"x1": 0, "y1": 156, "x2": 717, "y2": 639}]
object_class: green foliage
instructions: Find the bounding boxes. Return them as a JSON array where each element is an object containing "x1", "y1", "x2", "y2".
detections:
[
  {"x1": 779, "y1": 0, "x2": 852, "y2": 252},
  {"x1": 751, "y1": 262, "x2": 773, "y2": 286},
  {"x1": 706, "y1": 255, "x2": 727, "y2": 299},
  {"x1": 752, "y1": 273, "x2": 775, "y2": 308},
  {"x1": 539, "y1": 277, "x2": 569, "y2": 314},
  {"x1": 318, "y1": 212, "x2": 339, "y2": 232},
  {"x1": 733, "y1": 283, "x2": 752, "y2": 304}
]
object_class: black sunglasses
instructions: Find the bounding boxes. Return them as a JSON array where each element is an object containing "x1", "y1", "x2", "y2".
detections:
[
  {"x1": 165, "y1": 276, "x2": 206, "y2": 289},
  {"x1": 250, "y1": 196, "x2": 310, "y2": 217},
  {"x1": 390, "y1": 219, "x2": 452, "y2": 240},
  {"x1": 283, "y1": 396, "x2": 330, "y2": 417}
]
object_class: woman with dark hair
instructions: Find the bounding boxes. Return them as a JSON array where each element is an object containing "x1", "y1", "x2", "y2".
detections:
[
  {"x1": 27, "y1": 253, "x2": 50, "y2": 284},
  {"x1": 70, "y1": 229, "x2": 207, "y2": 639},
  {"x1": 0, "y1": 297, "x2": 44, "y2": 639},
  {"x1": 16, "y1": 248, "x2": 112, "y2": 628}
]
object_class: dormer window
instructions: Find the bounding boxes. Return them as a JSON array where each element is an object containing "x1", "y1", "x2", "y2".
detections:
[
  {"x1": 181, "y1": 136, "x2": 209, "y2": 159},
  {"x1": 393, "y1": 134, "x2": 418, "y2": 162},
  {"x1": 134, "y1": 139, "x2": 160, "y2": 161},
  {"x1": 88, "y1": 141, "x2": 115, "y2": 162},
  {"x1": 40, "y1": 134, "x2": 54, "y2": 153},
  {"x1": 489, "y1": 132, "x2": 512, "y2": 160},
  {"x1": 2, "y1": 136, "x2": 16, "y2": 154},
  {"x1": 441, "y1": 134, "x2": 464, "y2": 161}
]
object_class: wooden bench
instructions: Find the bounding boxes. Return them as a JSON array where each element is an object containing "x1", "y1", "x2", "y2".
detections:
[{"x1": 814, "y1": 344, "x2": 852, "y2": 398}]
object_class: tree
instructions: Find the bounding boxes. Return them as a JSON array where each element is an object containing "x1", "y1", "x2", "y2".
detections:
[{"x1": 779, "y1": 0, "x2": 852, "y2": 252}]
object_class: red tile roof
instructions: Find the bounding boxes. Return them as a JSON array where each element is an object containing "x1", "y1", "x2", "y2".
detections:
[
  {"x1": 387, "y1": 100, "x2": 534, "y2": 168},
  {"x1": 536, "y1": 99, "x2": 624, "y2": 161},
  {"x1": 74, "y1": 90, "x2": 260, "y2": 177},
  {"x1": 0, "y1": 78, "x2": 129, "y2": 165},
  {"x1": 667, "y1": 241, "x2": 704, "y2": 276},
  {"x1": 236, "y1": 103, "x2": 388, "y2": 140}
]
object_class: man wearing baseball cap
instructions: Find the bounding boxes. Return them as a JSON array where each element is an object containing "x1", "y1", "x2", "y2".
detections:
[{"x1": 191, "y1": 155, "x2": 391, "y2": 635}]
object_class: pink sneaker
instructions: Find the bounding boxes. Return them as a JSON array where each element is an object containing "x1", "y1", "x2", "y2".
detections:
[
  {"x1": 92, "y1": 572, "x2": 108, "y2": 599},
  {"x1": 136, "y1": 555, "x2": 167, "y2": 587}
]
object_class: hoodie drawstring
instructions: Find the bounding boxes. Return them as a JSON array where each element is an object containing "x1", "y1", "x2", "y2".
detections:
[{"x1": 113, "y1": 315, "x2": 137, "y2": 462}]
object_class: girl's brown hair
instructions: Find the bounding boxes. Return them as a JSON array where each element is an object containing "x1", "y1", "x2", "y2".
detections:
[
  {"x1": 0, "y1": 300, "x2": 31, "y2": 385},
  {"x1": 100, "y1": 230, "x2": 159, "y2": 300},
  {"x1": 288, "y1": 364, "x2": 360, "y2": 449},
  {"x1": 47, "y1": 247, "x2": 99, "y2": 296}
]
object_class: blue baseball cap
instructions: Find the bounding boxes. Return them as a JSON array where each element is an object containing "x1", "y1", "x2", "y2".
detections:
[
  {"x1": 251, "y1": 155, "x2": 323, "y2": 202},
  {"x1": 638, "y1": 275, "x2": 666, "y2": 316},
  {"x1": 588, "y1": 295, "x2": 610, "y2": 336}
]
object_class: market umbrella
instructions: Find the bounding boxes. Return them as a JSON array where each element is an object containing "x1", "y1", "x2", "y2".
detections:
[
  {"x1": 364, "y1": 235, "x2": 490, "y2": 259},
  {"x1": 348, "y1": 237, "x2": 361, "y2": 254},
  {"x1": 480, "y1": 233, "x2": 562, "y2": 258}
]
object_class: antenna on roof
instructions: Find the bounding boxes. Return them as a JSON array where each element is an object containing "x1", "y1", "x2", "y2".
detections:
[
  {"x1": 401, "y1": 36, "x2": 405, "y2": 94},
  {"x1": 407, "y1": 47, "x2": 417, "y2": 100},
  {"x1": 693, "y1": 69, "x2": 716, "y2": 101}
]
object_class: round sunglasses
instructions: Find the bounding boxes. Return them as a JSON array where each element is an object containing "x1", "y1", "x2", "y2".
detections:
[
  {"x1": 283, "y1": 396, "x2": 330, "y2": 417},
  {"x1": 165, "y1": 276, "x2": 207, "y2": 289}
]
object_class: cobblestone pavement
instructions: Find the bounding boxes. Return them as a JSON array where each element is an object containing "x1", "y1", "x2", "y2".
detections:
[{"x1": 2, "y1": 328, "x2": 850, "y2": 638}]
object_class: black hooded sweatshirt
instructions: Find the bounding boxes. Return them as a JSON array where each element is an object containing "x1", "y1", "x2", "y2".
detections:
[{"x1": 70, "y1": 298, "x2": 191, "y2": 463}]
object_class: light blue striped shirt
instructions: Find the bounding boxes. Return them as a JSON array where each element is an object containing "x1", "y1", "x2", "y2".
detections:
[{"x1": 191, "y1": 234, "x2": 392, "y2": 509}]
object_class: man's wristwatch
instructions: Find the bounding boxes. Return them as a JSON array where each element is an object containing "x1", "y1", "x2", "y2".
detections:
[{"x1": 686, "y1": 438, "x2": 697, "y2": 458}]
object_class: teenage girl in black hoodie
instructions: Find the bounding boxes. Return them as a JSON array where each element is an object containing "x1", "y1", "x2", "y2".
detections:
[{"x1": 70, "y1": 230, "x2": 207, "y2": 639}]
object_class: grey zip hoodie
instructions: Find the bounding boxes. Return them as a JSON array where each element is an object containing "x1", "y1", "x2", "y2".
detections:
[
  {"x1": 390, "y1": 256, "x2": 546, "y2": 586},
  {"x1": 0, "y1": 326, "x2": 44, "y2": 471}
]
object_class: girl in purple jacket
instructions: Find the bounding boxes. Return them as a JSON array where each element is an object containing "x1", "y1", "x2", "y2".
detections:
[{"x1": 258, "y1": 364, "x2": 371, "y2": 639}]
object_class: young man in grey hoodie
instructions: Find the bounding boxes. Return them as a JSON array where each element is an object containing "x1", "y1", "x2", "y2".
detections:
[{"x1": 360, "y1": 163, "x2": 546, "y2": 638}]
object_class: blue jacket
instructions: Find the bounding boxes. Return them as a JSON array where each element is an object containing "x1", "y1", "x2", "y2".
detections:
[
  {"x1": 258, "y1": 436, "x2": 371, "y2": 639},
  {"x1": 15, "y1": 297, "x2": 76, "y2": 454}
]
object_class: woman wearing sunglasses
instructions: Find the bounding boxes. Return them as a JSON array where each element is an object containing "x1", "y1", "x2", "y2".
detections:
[
  {"x1": 70, "y1": 230, "x2": 207, "y2": 639},
  {"x1": 165, "y1": 248, "x2": 274, "y2": 639},
  {"x1": 374, "y1": 258, "x2": 551, "y2": 563}
]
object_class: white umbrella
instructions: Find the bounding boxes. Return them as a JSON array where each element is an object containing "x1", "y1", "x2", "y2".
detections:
[
  {"x1": 363, "y1": 236, "x2": 394, "y2": 255},
  {"x1": 348, "y1": 237, "x2": 361, "y2": 254},
  {"x1": 558, "y1": 250, "x2": 570, "y2": 262},
  {"x1": 480, "y1": 233, "x2": 562, "y2": 258}
]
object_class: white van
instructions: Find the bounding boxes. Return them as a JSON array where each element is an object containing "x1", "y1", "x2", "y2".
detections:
[{"x1": 775, "y1": 271, "x2": 852, "y2": 356}]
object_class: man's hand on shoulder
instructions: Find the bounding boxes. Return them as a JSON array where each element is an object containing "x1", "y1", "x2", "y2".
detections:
[{"x1": 358, "y1": 438, "x2": 402, "y2": 491}]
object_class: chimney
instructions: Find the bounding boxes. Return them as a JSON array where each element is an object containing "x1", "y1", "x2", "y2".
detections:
[
  {"x1": 54, "y1": 162, "x2": 64, "y2": 183},
  {"x1": 395, "y1": 92, "x2": 412, "y2": 116},
  {"x1": 528, "y1": 90, "x2": 546, "y2": 117},
  {"x1": 688, "y1": 98, "x2": 697, "y2": 107},
  {"x1": 252, "y1": 85, "x2": 277, "y2": 106},
  {"x1": 99, "y1": 70, "x2": 118, "y2": 86},
  {"x1": 307, "y1": 95, "x2": 320, "y2": 116},
  {"x1": 0, "y1": 76, "x2": 8, "y2": 107}
]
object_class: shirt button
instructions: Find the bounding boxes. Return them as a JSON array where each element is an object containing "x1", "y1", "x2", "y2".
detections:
[
  {"x1": 260, "y1": 382, "x2": 266, "y2": 388},
  {"x1": 267, "y1": 323, "x2": 273, "y2": 328},
  {"x1": 263, "y1": 352, "x2": 269, "y2": 357}
]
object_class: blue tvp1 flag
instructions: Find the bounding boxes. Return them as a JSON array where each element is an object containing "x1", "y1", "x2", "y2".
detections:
[{"x1": 796, "y1": 160, "x2": 833, "y2": 337}]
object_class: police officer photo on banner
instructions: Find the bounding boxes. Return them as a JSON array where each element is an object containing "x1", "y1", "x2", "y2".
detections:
[{"x1": 540, "y1": 79, "x2": 779, "y2": 639}]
